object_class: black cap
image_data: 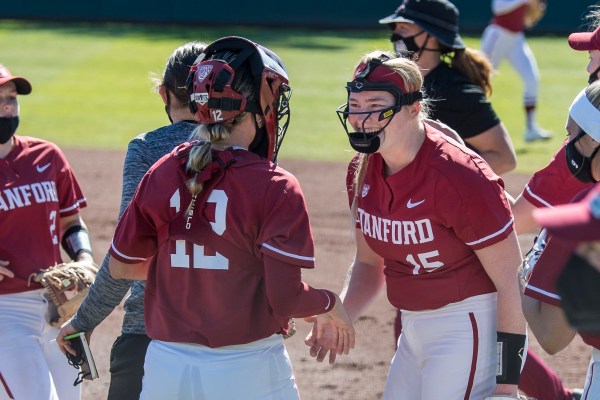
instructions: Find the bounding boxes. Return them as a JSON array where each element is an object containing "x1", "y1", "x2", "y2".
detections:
[{"x1": 379, "y1": 0, "x2": 465, "y2": 50}]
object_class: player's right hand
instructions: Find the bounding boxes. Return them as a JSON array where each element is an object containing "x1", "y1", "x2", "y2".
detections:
[
  {"x1": 56, "y1": 321, "x2": 92, "y2": 357},
  {"x1": 0, "y1": 260, "x2": 14, "y2": 282},
  {"x1": 56, "y1": 321, "x2": 78, "y2": 356},
  {"x1": 325, "y1": 294, "x2": 355, "y2": 355},
  {"x1": 304, "y1": 317, "x2": 338, "y2": 364}
]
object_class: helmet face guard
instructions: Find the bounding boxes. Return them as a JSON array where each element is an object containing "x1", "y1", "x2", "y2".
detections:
[
  {"x1": 336, "y1": 55, "x2": 422, "y2": 153},
  {"x1": 189, "y1": 60, "x2": 253, "y2": 123},
  {"x1": 188, "y1": 36, "x2": 291, "y2": 162}
]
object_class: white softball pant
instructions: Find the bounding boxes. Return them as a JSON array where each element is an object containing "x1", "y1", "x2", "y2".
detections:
[
  {"x1": 581, "y1": 347, "x2": 600, "y2": 399},
  {"x1": 384, "y1": 293, "x2": 498, "y2": 400},
  {"x1": 0, "y1": 289, "x2": 80, "y2": 400},
  {"x1": 481, "y1": 24, "x2": 540, "y2": 106},
  {"x1": 141, "y1": 334, "x2": 299, "y2": 400}
]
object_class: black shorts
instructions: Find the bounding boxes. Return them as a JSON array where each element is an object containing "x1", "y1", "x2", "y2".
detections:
[{"x1": 107, "y1": 333, "x2": 152, "y2": 400}]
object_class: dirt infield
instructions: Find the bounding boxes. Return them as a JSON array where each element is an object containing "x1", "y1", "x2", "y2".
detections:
[{"x1": 67, "y1": 148, "x2": 591, "y2": 400}]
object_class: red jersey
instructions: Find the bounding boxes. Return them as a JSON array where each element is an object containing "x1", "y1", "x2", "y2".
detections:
[
  {"x1": 524, "y1": 235, "x2": 600, "y2": 350},
  {"x1": 522, "y1": 144, "x2": 593, "y2": 208},
  {"x1": 0, "y1": 136, "x2": 86, "y2": 294},
  {"x1": 110, "y1": 144, "x2": 331, "y2": 347},
  {"x1": 492, "y1": 0, "x2": 529, "y2": 32},
  {"x1": 347, "y1": 126, "x2": 514, "y2": 311}
]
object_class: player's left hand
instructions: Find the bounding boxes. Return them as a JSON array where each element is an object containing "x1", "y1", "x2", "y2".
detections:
[
  {"x1": 304, "y1": 316, "x2": 338, "y2": 364},
  {"x1": 304, "y1": 307, "x2": 355, "y2": 364}
]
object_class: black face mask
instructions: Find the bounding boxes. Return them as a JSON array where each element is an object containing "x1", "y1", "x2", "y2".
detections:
[
  {"x1": 390, "y1": 31, "x2": 424, "y2": 57},
  {"x1": 347, "y1": 131, "x2": 384, "y2": 154},
  {"x1": 0, "y1": 116, "x2": 19, "y2": 144},
  {"x1": 557, "y1": 252, "x2": 600, "y2": 334},
  {"x1": 589, "y1": 65, "x2": 600, "y2": 84},
  {"x1": 565, "y1": 132, "x2": 600, "y2": 183},
  {"x1": 336, "y1": 104, "x2": 401, "y2": 154}
]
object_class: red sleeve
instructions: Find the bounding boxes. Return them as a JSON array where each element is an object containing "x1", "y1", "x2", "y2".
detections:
[
  {"x1": 54, "y1": 145, "x2": 86, "y2": 216},
  {"x1": 524, "y1": 236, "x2": 574, "y2": 307},
  {"x1": 439, "y1": 162, "x2": 513, "y2": 250},
  {"x1": 110, "y1": 153, "x2": 186, "y2": 263},
  {"x1": 522, "y1": 145, "x2": 593, "y2": 208},
  {"x1": 109, "y1": 194, "x2": 158, "y2": 263},
  {"x1": 264, "y1": 255, "x2": 335, "y2": 318},
  {"x1": 258, "y1": 171, "x2": 315, "y2": 268}
]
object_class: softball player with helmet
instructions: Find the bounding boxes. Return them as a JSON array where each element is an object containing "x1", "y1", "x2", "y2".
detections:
[
  {"x1": 307, "y1": 52, "x2": 527, "y2": 399},
  {"x1": 381, "y1": 2, "x2": 580, "y2": 398},
  {"x1": 0, "y1": 65, "x2": 94, "y2": 400},
  {"x1": 481, "y1": 0, "x2": 553, "y2": 142},
  {"x1": 107, "y1": 36, "x2": 355, "y2": 400},
  {"x1": 56, "y1": 41, "x2": 206, "y2": 400}
]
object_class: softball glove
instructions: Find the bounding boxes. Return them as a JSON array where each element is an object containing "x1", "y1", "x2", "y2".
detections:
[{"x1": 32, "y1": 261, "x2": 98, "y2": 328}]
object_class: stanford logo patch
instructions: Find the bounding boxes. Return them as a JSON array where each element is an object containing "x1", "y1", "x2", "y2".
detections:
[
  {"x1": 197, "y1": 65, "x2": 213, "y2": 81},
  {"x1": 361, "y1": 184, "x2": 370, "y2": 198}
]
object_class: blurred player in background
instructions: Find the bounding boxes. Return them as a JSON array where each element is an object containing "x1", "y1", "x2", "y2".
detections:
[
  {"x1": 0, "y1": 65, "x2": 93, "y2": 400},
  {"x1": 481, "y1": 0, "x2": 553, "y2": 142},
  {"x1": 108, "y1": 36, "x2": 355, "y2": 400},
  {"x1": 56, "y1": 42, "x2": 205, "y2": 400}
]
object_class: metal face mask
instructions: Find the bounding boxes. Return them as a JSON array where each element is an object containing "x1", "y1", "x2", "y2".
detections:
[
  {"x1": 336, "y1": 55, "x2": 422, "y2": 154},
  {"x1": 337, "y1": 98, "x2": 401, "y2": 154}
]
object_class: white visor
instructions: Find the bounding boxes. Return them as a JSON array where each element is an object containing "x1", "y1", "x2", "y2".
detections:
[{"x1": 569, "y1": 87, "x2": 600, "y2": 142}]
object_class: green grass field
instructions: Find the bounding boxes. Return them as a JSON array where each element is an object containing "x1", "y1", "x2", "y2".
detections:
[{"x1": 0, "y1": 20, "x2": 589, "y2": 173}]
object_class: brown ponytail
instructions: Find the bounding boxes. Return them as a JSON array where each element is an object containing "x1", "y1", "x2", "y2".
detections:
[
  {"x1": 186, "y1": 114, "x2": 248, "y2": 201},
  {"x1": 350, "y1": 153, "x2": 370, "y2": 225},
  {"x1": 450, "y1": 48, "x2": 494, "y2": 98}
]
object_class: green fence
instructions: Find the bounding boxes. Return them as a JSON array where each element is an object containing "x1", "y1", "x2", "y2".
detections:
[{"x1": 5, "y1": 1, "x2": 597, "y2": 33}]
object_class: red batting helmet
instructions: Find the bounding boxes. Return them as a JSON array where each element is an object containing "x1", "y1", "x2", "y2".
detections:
[{"x1": 187, "y1": 36, "x2": 291, "y2": 163}]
